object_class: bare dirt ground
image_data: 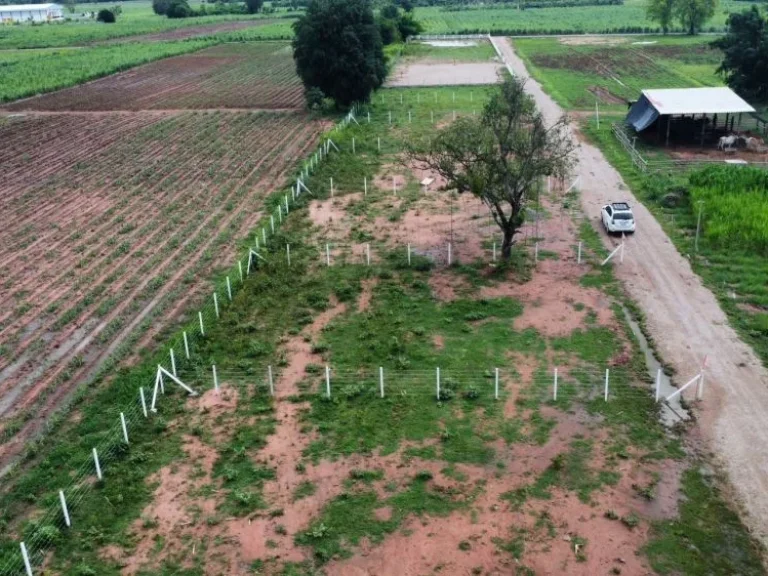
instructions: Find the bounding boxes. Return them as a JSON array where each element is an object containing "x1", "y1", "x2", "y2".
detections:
[
  {"x1": 386, "y1": 63, "x2": 504, "y2": 87},
  {"x1": 494, "y1": 35, "x2": 768, "y2": 548}
]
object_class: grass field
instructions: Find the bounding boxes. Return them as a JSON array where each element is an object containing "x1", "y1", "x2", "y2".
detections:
[
  {"x1": 413, "y1": 0, "x2": 741, "y2": 35},
  {"x1": 0, "y1": 78, "x2": 763, "y2": 575},
  {"x1": 513, "y1": 35, "x2": 724, "y2": 111}
]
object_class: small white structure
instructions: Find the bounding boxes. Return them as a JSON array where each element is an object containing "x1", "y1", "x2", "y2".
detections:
[{"x1": 0, "y1": 3, "x2": 63, "y2": 23}]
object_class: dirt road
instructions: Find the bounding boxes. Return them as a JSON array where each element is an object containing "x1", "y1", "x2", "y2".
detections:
[{"x1": 493, "y1": 36, "x2": 768, "y2": 547}]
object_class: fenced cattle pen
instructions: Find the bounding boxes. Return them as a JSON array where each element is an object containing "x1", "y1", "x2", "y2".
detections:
[{"x1": 0, "y1": 94, "x2": 675, "y2": 576}]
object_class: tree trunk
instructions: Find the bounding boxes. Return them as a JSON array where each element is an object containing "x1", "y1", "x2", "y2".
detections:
[{"x1": 501, "y1": 225, "x2": 516, "y2": 260}]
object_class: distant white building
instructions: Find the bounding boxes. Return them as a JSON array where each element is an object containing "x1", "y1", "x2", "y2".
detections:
[{"x1": 0, "y1": 3, "x2": 64, "y2": 23}]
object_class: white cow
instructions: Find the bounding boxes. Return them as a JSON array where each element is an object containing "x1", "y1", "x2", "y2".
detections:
[{"x1": 718, "y1": 135, "x2": 738, "y2": 151}]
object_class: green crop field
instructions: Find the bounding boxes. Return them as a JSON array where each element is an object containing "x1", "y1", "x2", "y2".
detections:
[
  {"x1": 512, "y1": 35, "x2": 724, "y2": 111},
  {"x1": 0, "y1": 0, "x2": 295, "y2": 49},
  {"x1": 414, "y1": 0, "x2": 741, "y2": 35}
]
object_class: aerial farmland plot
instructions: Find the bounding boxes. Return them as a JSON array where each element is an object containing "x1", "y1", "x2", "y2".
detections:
[
  {"x1": 0, "y1": 41, "x2": 323, "y2": 468},
  {"x1": 4, "y1": 42, "x2": 303, "y2": 112}
]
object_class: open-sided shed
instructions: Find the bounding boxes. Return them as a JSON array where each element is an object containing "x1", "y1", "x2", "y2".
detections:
[{"x1": 626, "y1": 87, "x2": 756, "y2": 147}]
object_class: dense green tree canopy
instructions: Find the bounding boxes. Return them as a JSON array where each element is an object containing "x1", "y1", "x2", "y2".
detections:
[
  {"x1": 245, "y1": 0, "x2": 264, "y2": 13},
  {"x1": 293, "y1": 0, "x2": 386, "y2": 107},
  {"x1": 713, "y1": 6, "x2": 768, "y2": 101},
  {"x1": 645, "y1": 0, "x2": 676, "y2": 33},
  {"x1": 675, "y1": 0, "x2": 718, "y2": 34}
]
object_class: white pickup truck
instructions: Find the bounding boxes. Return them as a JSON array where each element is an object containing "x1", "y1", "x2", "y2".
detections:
[{"x1": 601, "y1": 202, "x2": 636, "y2": 234}]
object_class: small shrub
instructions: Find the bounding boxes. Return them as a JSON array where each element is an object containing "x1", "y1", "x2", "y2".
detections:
[
  {"x1": 458, "y1": 540, "x2": 471, "y2": 551},
  {"x1": 621, "y1": 512, "x2": 640, "y2": 529},
  {"x1": 96, "y1": 9, "x2": 115, "y2": 22}
]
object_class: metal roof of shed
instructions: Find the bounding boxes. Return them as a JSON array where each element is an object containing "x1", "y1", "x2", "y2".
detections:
[
  {"x1": 642, "y1": 87, "x2": 755, "y2": 116},
  {"x1": 0, "y1": 3, "x2": 62, "y2": 9}
]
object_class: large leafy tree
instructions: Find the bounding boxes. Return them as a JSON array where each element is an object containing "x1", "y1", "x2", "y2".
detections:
[
  {"x1": 713, "y1": 6, "x2": 768, "y2": 101},
  {"x1": 293, "y1": 0, "x2": 386, "y2": 107},
  {"x1": 675, "y1": 0, "x2": 718, "y2": 34},
  {"x1": 646, "y1": 0, "x2": 676, "y2": 33},
  {"x1": 245, "y1": 0, "x2": 264, "y2": 13},
  {"x1": 407, "y1": 77, "x2": 577, "y2": 260}
]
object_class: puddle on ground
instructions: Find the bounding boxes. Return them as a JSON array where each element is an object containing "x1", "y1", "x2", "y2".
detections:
[{"x1": 621, "y1": 306, "x2": 691, "y2": 426}]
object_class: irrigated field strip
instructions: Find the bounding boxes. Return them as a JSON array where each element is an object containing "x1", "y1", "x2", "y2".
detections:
[
  {"x1": 0, "y1": 110, "x2": 322, "y2": 459},
  {"x1": 3, "y1": 42, "x2": 303, "y2": 112}
]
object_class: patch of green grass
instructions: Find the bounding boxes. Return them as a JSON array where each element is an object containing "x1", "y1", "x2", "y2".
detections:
[
  {"x1": 292, "y1": 481, "x2": 317, "y2": 502},
  {"x1": 296, "y1": 474, "x2": 467, "y2": 563},
  {"x1": 644, "y1": 466, "x2": 765, "y2": 575}
]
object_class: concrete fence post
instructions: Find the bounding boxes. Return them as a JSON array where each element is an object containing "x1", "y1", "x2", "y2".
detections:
[
  {"x1": 378, "y1": 137, "x2": 381, "y2": 152},
  {"x1": 366, "y1": 243, "x2": 371, "y2": 266},
  {"x1": 120, "y1": 413, "x2": 129, "y2": 444},
  {"x1": 226, "y1": 276, "x2": 232, "y2": 301},
  {"x1": 535, "y1": 242, "x2": 539, "y2": 262},
  {"x1": 696, "y1": 370, "x2": 705, "y2": 401},
  {"x1": 170, "y1": 348, "x2": 176, "y2": 377},
  {"x1": 59, "y1": 490, "x2": 71, "y2": 527},
  {"x1": 436, "y1": 367, "x2": 441, "y2": 400},
  {"x1": 213, "y1": 292, "x2": 219, "y2": 319},
  {"x1": 364, "y1": 176, "x2": 368, "y2": 196},
  {"x1": 553, "y1": 368, "x2": 558, "y2": 401},
  {"x1": 495, "y1": 368, "x2": 499, "y2": 400},
  {"x1": 330, "y1": 177, "x2": 334, "y2": 197},
  {"x1": 407, "y1": 243, "x2": 412, "y2": 266},
  {"x1": 93, "y1": 448, "x2": 103, "y2": 481},
  {"x1": 604, "y1": 369, "x2": 610, "y2": 401},
  {"x1": 493, "y1": 243, "x2": 496, "y2": 262},
  {"x1": 213, "y1": 365, "x2": 219, "y2": 393},
  {"x1": 325, "y1": 365, "x2": 331, "y2": 398},
  {"x1": 20, "y1": 542, "x2": 33, "y2": 576},
  {"x1": 270, "y1": 214, "x2": 275, "y2": 233},
  {"x1": 239, "y1": 260, "x2": 243, "y2": 282},
  {"x1": 379, "y1": 366, "x2": 384, "y2": 398},
  {"x1": 140, "y1": 387, "x2": 148, "y2": 418},
  {"x1": 447, "y1": 243, "x2": 452, "y2": 266},
  {"x1": 655, "y1": 369, "x2": 661, "y2": 402},
  {"x1": 199, "y1": 311, "x2": 205, "y2": 336},
  {"x1": 577, "y1": 242, "x2": 582, "y2": 264},
  {"x1": 268, "y1": 365, "x2": 274, "y2": 396},
  {"x1": 286, "y1": 244, "x2": 291, "y2": 266}
]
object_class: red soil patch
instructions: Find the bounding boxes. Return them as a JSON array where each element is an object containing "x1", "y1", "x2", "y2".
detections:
[
  {"x1": 119, "y1": 435, "x2": 220, "y2": 575},
  {"x1": 358, "y1": 278, "x2": 378, "y2": 313},
  {"x1": 432, "y1": 334, "x2": 444, "y2": 349}
]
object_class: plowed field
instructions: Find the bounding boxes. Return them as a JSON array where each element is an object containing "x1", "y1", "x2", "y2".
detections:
[
  {"x1": 3, "y1": 42, "x2": 303, "y2": 112},
  {"x1": 0, "y1": 108, "x2": 322, "y2": 464}
]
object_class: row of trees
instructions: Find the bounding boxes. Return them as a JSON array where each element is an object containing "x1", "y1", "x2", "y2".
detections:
[
  {"x1": 292, "y1": 0, "x2": 421, "y2": 107},
  {"x1": 152, "y1": 0, "x2": 264, "y2": 18},
  {"x1": 645, "y1": 0, "x2": 718, "y2": 34},
  {"x1": 714, "y1": 6, "x2": 768, "y2": 101}
]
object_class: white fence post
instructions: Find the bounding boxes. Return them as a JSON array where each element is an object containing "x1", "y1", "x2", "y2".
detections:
[
  {"x1": 170, "y1": 348, "x2": 176, "y2": 377},
  {"x1": 285, "y1": 195, "x2": 289, "y2": 214},
  {"x1": 378, "y1": 137, "x2": 381, "y2": 152},
  {"x1": 268, "y1": 365, "x2": 274, "y2": 396},
  {"x1": 140, "y1": 387, "x2": 148, "y2": 418},
  {"x1": 325, "y1": 365, "x2": 331, "y2": 398},
  {"x1": 120, "y1": 412, "x2": 129, "y2": 444},
  {"x1": 286, "y1": 244, "x2": 291, "y2": 266},
  {"x1": 494, "y1": 368, "x2": 499, "y2": 400},
  {"x1": 388, "y1": 111, "x2": 392, "y2": 124},
  {"x1": 553, "y1": 368, "x2": 558, "y2": 401},
  {"x1": 352, "y1": 138, "x2": 356, "y2": 155},
  {"x1": 262, "y1": 227, "x2": 267, "y2": 245},
  {"x1": 213, "y1": 292, "x2": 219, "y2": 319},
  {"x1": 407, "y1": 244, "x2": 412, "y2": 266},
  {"x1": 447, "y1": 243, "x2": 452, "y2": 266},
  {"x1": 535, "y1": 242, "x2": 539, "y2": 262},
  {"x1": 436, "y1": 367, "x2": 441, "y2": 400},
  {"x1": 379, "y1": 366, "x2": 384, "y2": 398},
  {"x1": 408, "y1": 110, "x2": 412, "y2": 123},
  {"x1": 655, "y1": 369, "x2": 661, "y2": 402},
  {"x1": 213, "y1": 365, "x2": 219, "y2": 393},
  {"x1": 270, "y1": 214, "x2": 275, "y2": 233},
  {"x1": 325, "y1": 244, "x2": 331, "y2": 267},
  {"x1": 492, "y1": 243, "x2": 496, "y2": 262},
  {"x1": 239, "y1": 260, "x2": 243, "y2": 282},
  {"x1": 20, "y1": 542, "x2": 33, "y2": 576},
  {"x1": 366, "y1": 243, "x2": 371, "y2": 266},
  {"x1": 364, "y1": 177, "x2": 368, "y2": 196},
  {"x1": 199, "y1": 311, "x2": 205, "y2": 336},
  {"x1": 696, "y1": 369, "x2": 705, "y2": 401},
  {"x1": 577, "y1": 242, "x2": 582, "y2": 264},
  {"x1": 604, "y1": 369, "x2": 610, "y2": 401},
  {"x1": 226, "y1": 276, "x2": 232, "y2": 301},
  {"x1": 92, "y1": 448, "x2": 103, "y2": 481},
  {"x1": 330, "y1": 177, "x2": 334, "y2": 197},
  {"x1": 59, "y1": 490, "x2": 71, "y2": 527},
  {"x1": 183, "y1": 331, "x2": 190, "y2": 359}
]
